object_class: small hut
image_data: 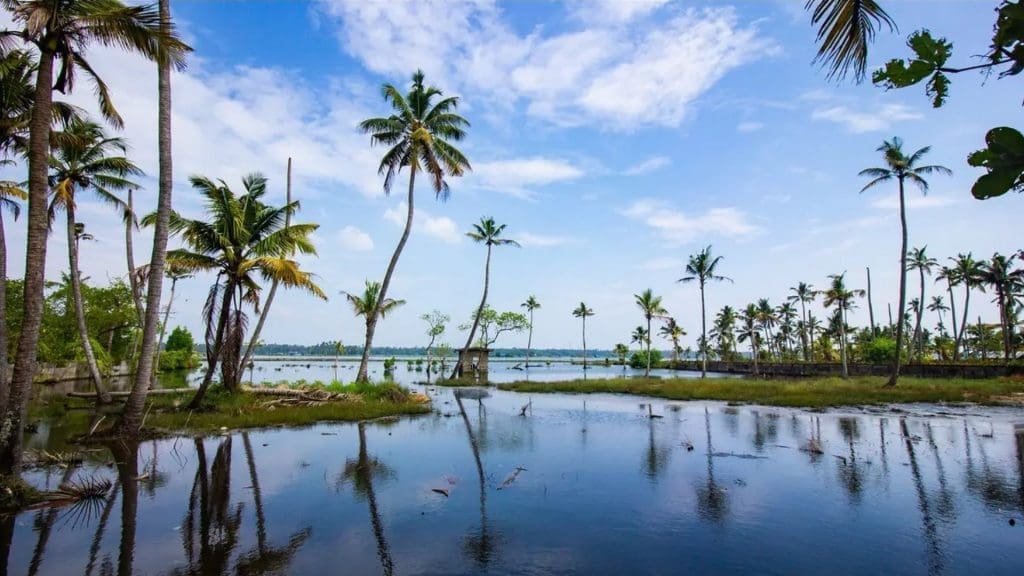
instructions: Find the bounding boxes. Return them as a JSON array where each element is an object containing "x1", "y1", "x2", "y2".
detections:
[{"x1": 456, "y1": 347, "x2": 490, "y2": 378}]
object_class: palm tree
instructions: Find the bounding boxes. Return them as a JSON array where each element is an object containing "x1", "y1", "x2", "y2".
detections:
[
  {"x1": 521, "y1": 295, "x2": 540, "y2": 368},
  {"x1": 659, "y1": 317, "x2": 686, "y2": 367},
  {"x1": 635, "y1": 289, "x2": 667, "y2": 377},
  {"x1": 631, "y1": 325, "x2": 648, "y2": 349},
  {"x1": 927, "y1": 295, "x2": 949, "y2": 336},
  {"x1": 776, "y1": 302, "x2": 799, "y2": 357},
  {"x1": 945, "y1": 253, "x2": 985, "y2": 362},
  {"x1": 679, "y1": 245, "x2": 731, "y2": 377},
  {"x1": 343, "y1": 281, "x2": 406, "y2": 362},
  {"x1": 806, "y1": 314, "x2": 823, "y2": 362},
  {"x1": 805, "y1": 0, "x2": 896, "y2": 81},
  {"x1": 613, "y1": 343, "x2": 629, "y2": 369},
  {"x1": 455, "y1": 218, "x2": 519, "y2": 378},
  {"x1": 711, "y1": 305, "x2": 737, "y2": 360},
  {"x1": 907, "y1": 246, "x2": 938, "y2": 360},
  {"x1": 48, "y1": 119, "x2": 141, "y2": 403},
  {"x1": 356, "y1": 70, "x2": 471, "y2": 383},
  {"x1": 166, "y1": 174, "x2": 325, "y2": 408},
  {"x1": 860, "y1": 137, "x2": 951, "y2": 386},
  {"x1": 737, "y1": 304, "x2": 761, "y2": 375},
  {"x1": 788, "y1": 282, "x2": 815, "y2": 361},
  {"x1": 755, "y1": 299, "x2": 778, "y2": 360},
  {"x1": 978, "y1": 253, "x2": 1024, "y2": 362},
  {"x1": 572, "y1": 303, "x2": 594, "y2": 370},
  {"x1": 118, "y1": 0, "x2": 192, "y2": 436},
  {"x1": 1, "y1": 0, "x2": 190, "y2": 473},
  {"x1": 935, "y1": 266, "x2": 959, "y2": 352},
  {"x1": 151, "y1": 261, "x2": 191, "y2": 387},
  {"x1": 821, "y1": 272, "x2": 865, "y2": 378}
]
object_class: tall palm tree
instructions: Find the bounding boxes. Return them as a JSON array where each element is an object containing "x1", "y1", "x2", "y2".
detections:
[
  {"x1": 860, "y1": 137, "x2": 951, "y2": 386},
  {"x1": 166, "y1": 174, "x2": 325, "y2": 408},
  {"x1": 635, "y1": 289, "x2": 667, "y2": 377},
  {"x1": 573, "y1": 303, "x2": 594, "y2": 370},
  {"x1": 48, "y1": 119, "x2": 141, "y2": 403},
  {"x1": 755, "y1": 299, "x2": 778, "y2": 360},
  {"x1": 0, "y1": 181, "x2": 25, "y2": 404},
  {"x1": 357, "y1": 70, "x2": 471, "y2": 382},
  {"x1": 978, "y1": 253, "x2": 1024, "y2": 362},
  {"x1": 711, "y1": 305, "x2": 737, "y2": 360},
  {"x1": 805, "y1": 0, "x2": 896, "y2": 81},
  {"x1": 118, "y1": 0, "x2": 192, "y2": 436},
  {"x1": 776, "y1": 302, "x2": 799, "y2": 357},
  {"x1": 613, "y1": 343, "x2": 629, "y2": 369},
  {"x1": 935, "y1": 266, "x2": 959, "y2": 351},
  {"x1": 343, "y1": 281, "x2": 406, "y2": 360},
  {"x1": 788, "y1": 282, "x2": 815, "y2": 361},
  {"x1": 907, "y1": 246, "x2": 938, "y2": 360},
  {"x1": 659, "y1": 317, "x2": 686, "y2": 367},
  {"x1": 737, "y1": 304, "x2": 761, "y2": 376},
  {"x1": 945, "y1": 253, "x2": 984, "y2": 362},
  {"x1": 806, "y1": 314, "x2": 823, "y2": 362},
  {"x1": 631, "y1": 326, "x2": 648, "y2": 350},
  {"x1": 821, "y1": 272, "x2": 865, "y2": 378},
  {"x1": 927, "y1": 295, "x2": 949, "y2": 336},
  {"x1": 679, "y1": 245, "x2": 730, "y2": 377},
  {"x1": 1, "y1": 0, "x2": 189, "y2": 473},
  {"x1": 521, "y1": 295, "x2": 540, "y2": 368},
  {"x1": 455, "y1": 217, "x2": 519, "y2": 378}
]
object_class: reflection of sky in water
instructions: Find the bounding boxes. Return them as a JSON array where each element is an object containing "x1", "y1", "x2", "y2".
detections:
[{"x1": 7, "y1": 384, "x2": 1024, "y2": 575}]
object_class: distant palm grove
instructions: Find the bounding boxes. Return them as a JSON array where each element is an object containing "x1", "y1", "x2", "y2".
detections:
[{"x1": 0, "y1": 0, "x2": 1021, "y2": 488}]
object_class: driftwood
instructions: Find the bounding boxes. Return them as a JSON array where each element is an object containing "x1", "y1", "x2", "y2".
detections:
[
  {"x1": 67, "y1": 388, "x2": 192, "y2": 399},
  {"x1": 497, "y1": 466, "x2": 527, "y2": 490}
]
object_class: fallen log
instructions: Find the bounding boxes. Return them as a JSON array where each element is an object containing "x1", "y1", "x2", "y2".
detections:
[{"x1": 67, "y1": 388, "x2": 192, "y2": 399}]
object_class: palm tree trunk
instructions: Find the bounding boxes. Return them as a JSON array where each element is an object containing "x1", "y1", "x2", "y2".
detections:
[
  {"x1": 751, "y1": 335, "x2": 759, "y2": 376},
  {"x1": 799, "y1": 299, "x2": 809, "y2": 362},
  {"x1": 997, "y1": 285, "x2": 1011, "y2": 362},
  {"x1": 582, "y1": 316, "x2": 588, "y2": 370},
  {"x1": 866, "y1": 267, "x2": 877, "y2": 337},
  {"x1": 149, "y1": 275, "x2": 179, "y2": 388},
  {"x1": 115, "y1": 0, "x2": 175, "y2": 436},
  {"x1": 645, "y1": 315, "x2": 652, "y2": 378},
  {"x1": 240, "y1": 158, "x2": 291, "y2": 377},
  {"x1": 957, "y1": 283, "x2": 972, "y2": 361},
  {"x1": 526, "y1": 310, "x2": 533, "y2": 368},
  {"x1": 0, "y1": 48, "x2": 55, "y2": 475},
  {"x1": 67, "y1": 206, "x2": 109, "y2": 403},
  {"x1": 189, "y1": 282, "x2": 234, "y2": 409},
  {"x1": 112, "y1": 441, "x2": 139, "y2": 576},
  {"x1": 914, "y1": 267, "x2": 925, "y2": 361},
  {"x1": 700, "y1": 283, "x2": 707, "y2": 378},
  {"x1": 887, "y1": 177, "x2": 909, "y2": 387},
  {"x1": 358, "y1": 167, "x2": 417, "y2": 382},
  {"x1": 946, "y1": 278, "x2": 959, "y2": 361},
  {"x1": 808, "y1": 323, "x2": 815, "y2": 362},
  {"x1": 125, "y1": 189, "x2": 144, "y2": 328},
  {"x1": 455, "y1": 243, "x2": 492, "y2": 379},
  {"x1": 0, "y1": 210, "x2": 8, "y2": 411}
]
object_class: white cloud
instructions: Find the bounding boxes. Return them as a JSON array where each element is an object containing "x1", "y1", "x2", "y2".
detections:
[
  {"x1": 737, "y1": 121, "x2": 764, "y2": 132},
  {"x1": 383, "y1": 202, "x2": 461, "y2": 243},
  {"x1": 516, "y1": 233, "x2": 580, "y2": 248},
  {"x1": 624, "y1": 199, "x2": 759, "y2": 244},
  {"x1": 812, "y1": 104, "x2": 922, "y2": 133},
  {"x1": 337, "y1": 225, "x2": 374, "y2": 251},
  {"x1": 624, "y1": 156, "x2": 670, "y2": 176},
  {"x1": 471, "y1": 157, "x2": 583, "y2": 199},
  {"x1": 568, "y1": 0, "x2": 671, "y2": 25},
  {"x1": 870, "y1": 194, "x2": 959, "y2": 211},
  {"x1": 317, "y1": 2, "x2": 771, "y2": 130},
  {"x1": 635, "y1": 256, "x2": 683, "y2": 271}
]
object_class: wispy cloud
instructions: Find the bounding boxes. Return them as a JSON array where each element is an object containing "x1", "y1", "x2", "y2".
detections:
[
  {"x1": 737, "y1": 121, "x2": 764, "y2": 132},
  {"x1": 624, "y1": 156, "x2": 671, "y2": 176},
  {"x1": 337, "y1": 225, "x2": 374, "y2": 251},
  {"x1": 624, "y1": 199, "x2": 759, "y2": 244},
  {"x1": 870, "y1": 194, "x2": 959, "y2": 210},
  {"x1": 812, "y1": 104, "x2": 922, "y2": 133},
  {"x1": 635, "y1": 256, "x2": 684, "y2": 271},
  {"x1": 516, "y1": 232, "x2": 581, "y2": 248},
  {"x1": 471, "y1": 157, "x2": 583, "y2": 199},
  {"x1": 383, "y1": 202, "x2": 461, "y2": 243}
]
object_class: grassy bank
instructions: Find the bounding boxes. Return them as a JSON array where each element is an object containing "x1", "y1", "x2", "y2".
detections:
[{"x1": 497, "y1": 376, "x2": 1024, "y2": 407}]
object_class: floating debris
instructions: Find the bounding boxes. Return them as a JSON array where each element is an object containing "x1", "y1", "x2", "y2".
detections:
[
  {"x1": 431, "y1": 488, "x2": 450, "y2": 497},
  {"x1": 710, "y1": 452, "x2": 768, "y2": 460},
  {"x1": 497, "y1": 466, "x2": 528, "y2": 490}
]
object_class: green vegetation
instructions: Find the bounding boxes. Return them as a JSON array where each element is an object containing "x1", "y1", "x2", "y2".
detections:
[
  {"x1": 498, "y1": 376, "x2": 1024, "y2": 408},
  {"x1": 572, "y1": 302, "x2": 595, "y2": 369}
]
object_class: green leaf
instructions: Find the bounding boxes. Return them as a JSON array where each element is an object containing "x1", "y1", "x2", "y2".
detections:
[
  {"x1": 873, "y1": 30, "x2": 953, "y2": 107},
  {"x1": 968, "y1": 126, "x2": 1024, "y2": 199}
]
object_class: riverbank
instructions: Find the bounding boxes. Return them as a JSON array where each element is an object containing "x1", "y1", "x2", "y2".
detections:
[{"x1": 497, "y1": 376, "x2": 1024, "y2": 407}]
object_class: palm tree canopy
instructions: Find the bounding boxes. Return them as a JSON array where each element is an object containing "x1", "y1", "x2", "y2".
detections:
[
  {"x1": 679, "y1": 245, "x2": 731, "y2": 286},
  {"x1": 635, "y1": 289, "x2": 666, "y2": 320},
  {"x1": 572, "y1": 302, "x2": 594, "y2": 318},
  {"x1": 343, "y1": 280, "x2": 405, "y2": 320},
  {"x1": 944, "y1": 253, "x2": 985, "y2": 290},
  {"x1": 4, "y1": 0, "x2": 192, "y2": 128},
  {"x1": 522, "y1": 295, "x2": 540, "y2": 312},
  {"x1": 659, "y1": 317, "x2": 685, "y2": 340},
  {"x1": 821, "y1": 272, "x2": 866, "y2": 311},
  {"x1": 358, "y1": 69, "x2": 470, "y2": 197},
  {"x1": 907, "y1": 246, "x2": 938, "y2": 273},
  {"x1": 631, "y1": 326, "x2": 648, "y2": 345},
  {"x1": 859, "y1": 137, "x2": 952, "y2": 194},
  {"x1": 466, "y1": 216, "x2": 520, "y2": 247},
  {"x1": 805, "y1": 0, "x2": 896, "y2": 81},
  {"x1": 788, "y1": 282, "x2": 816, "y2": 305},
  {"x1": 48, "y1": 118, "x2": 140, "y2": 218}
]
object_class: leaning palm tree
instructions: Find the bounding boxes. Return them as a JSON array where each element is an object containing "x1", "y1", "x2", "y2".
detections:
[
  {"x1": 1, "y1": 0, "x2": 190, "y2": 472},
  {"x1": 166, "y1": 174, "x2": 325, "y2": 408},
  {"x1": 573, "y1": 303, "x2": 595, "y2": 370},
  {"x1": 978, "y1": 253, "x2": 1024, "y2": 363},
  {"x1": 927, "y1": 295, "x2": 949, "y2": 336},
  {"x1": 659, "y1": 317, "x2": 686, "y2": 367},
  {"x1": 805, "y1": 0, "x2": 896, "y2": 81},
  {"x1": 521, "y1": 295, "x2": 541, "y2": 368},
  {"x1": 343, "y1": 281, "x2": 406, "y2": 364},
  {"x1": 821, "y1": 272, "x2": 865, "y2": 378},
  {"x1": 635, "y1": 289, "x2": 667, "y2": 377},
  {"x1": 860, "y1": 137, "x2": 951, "y2": 386},
  {"x1": 788, "y1": 282, "x2": 815, "y2": 362},
  {"x1": 907, "y1": 246, "x2": 938, "y2": 360},
  {"x1": 49, "y1": 119, "x2": 142, "y2": 403},
  {"x1": 455, "y1": 218, "x2": 519, "y2": 378},
  {"x1": 945, "y1": 253, "x2": 984, "y2": 362},
  {"x1": 679, "y1": 245, "x2": 731, "y2": 377},
  {"x1": 357, "y1": 70, "x2": 471, "y2": 382}
]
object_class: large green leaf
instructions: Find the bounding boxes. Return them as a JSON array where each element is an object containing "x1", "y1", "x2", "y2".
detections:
[
  {"x1": 873, "y1": 30, "x2": 953, "y2": 107},
  {"x1": 968, "y1": 127, "x2": 1024, "y2": 199}
]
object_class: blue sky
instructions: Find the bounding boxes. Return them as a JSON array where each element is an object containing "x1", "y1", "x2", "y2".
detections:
[{"x1": 3, "y1": 0, "x2": 1021, "y2": 350}]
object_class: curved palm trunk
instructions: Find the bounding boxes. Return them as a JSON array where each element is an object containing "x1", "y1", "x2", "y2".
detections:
[
  {"x1": 525, "y1": 310, "x2": 533, "y2": 368},
  {"x1": 454, "y1": 243, "x2": 492, "y2": 379},
  {"x1": 866, "y1": 267, "x2": 876, "y2": 337},
  {"x1": 115, "y1": 0, "x2": 175, "y2": 436},
  {"x1": 913, "y1": 267, "x2": 926, "y2": 360},
  {"x1": 840, "y1": 308, "x2": 849, "y2": 378},
  {"x1": 112, "y1": 441, "x2": 140, "y2": 576},
  {"x1": 358, "y1": 167, "x2": 417, "y2": 382},
  {"x1": 956, "y1": 283, "x2": 972, "y2": 360},
  {"x1": 125, "y1": 190, "x2": 144, "y2": 328},
  {"x1": 0, "y1": 210, "x2": 8, "y2": 410},
  {"x1": 887, "y1": 177, "x2": 909, "y2": 387},
  {"x1": 240, "y1": 158, "x2": 291, "y2": 377},
  {"x1": 645, "y1": 316, "x2": 652, "y2": 377},
  {"x1": 946, "y1": 278, "x2": 959, "y2": 360},
  {"x1": 700, "y1": 283, "x2": 708, "y2": 378},
  {"x1": 1, "y1": 49, "x2": 55, "y2": 474},
  {"x1": 67, "y1": 206, "x2": 109, "y2": 403},
  {"x1": 189, "y1": 281, "x2": 234, "y2": 409}
]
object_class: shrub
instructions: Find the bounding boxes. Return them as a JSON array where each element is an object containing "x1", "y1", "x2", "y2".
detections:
[
  {"x1": 165, "y1": 326, "x2": 195, "y2": 353},
  {"x1": 859, "y1": 337, "x2": 901, "y2": 364},
  {"x1": 629, "y1": 349, "x2": 663, "y2": 369},
  {"x1": 159, "y1": 349, "x2": 201, "y2": 372}
]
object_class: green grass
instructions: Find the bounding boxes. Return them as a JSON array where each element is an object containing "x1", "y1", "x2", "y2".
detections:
[{"x1": 497, "y1": 376, "x2": 1024, "y2": 407}]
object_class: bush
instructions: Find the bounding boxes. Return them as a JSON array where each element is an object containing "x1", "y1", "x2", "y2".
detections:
[
  {"x1": 165, "y1": 326, "x2": 195, "y2": 353},
  {"x1": 159, "y1": 349, "x2": 200, "y2": 372},
  {"x1": 629, "y1": 349, "x2": 663, "y2": 369},
  {"x1": 859, "y1": 337, "x2": 900, "y2": 364}
]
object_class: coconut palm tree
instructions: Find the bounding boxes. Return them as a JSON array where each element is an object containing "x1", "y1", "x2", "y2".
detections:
[
  {"x1": 635, "y1": 289, "x2": 667, "y2": 377},
  {"x1": 659, "y1": 317, "x2": 686, "y2": 367},
  {"x1": 821, "y1": 272, "x2": 865, "y2": 378},
  {"x1": 927, "y1": 295, "x2": 949, "y2": 336},
  {"x1": 48, "y1": 119, "x2": 141, "y2": 403},
  {"x1": 806, "y1": 314, "x2": 823, "y2": 362},
  {"x1": 776, "y1": 302, "x2": 799, "y2": 357},
  {"x1": 165, "y1": 174, "x2": 325, "y2": 408},
  {"x1": 573, "y1": 303, "x2": 595, "y2": 370},
  {"x1": 521, "y1": 295, "x2": 540, "y2": 368},
  {"x1": 978, "y1": 253, "x2": 1024, "y2": 362},
  {"x1": 788, "y1": 282, "x2": 815, "y2": 361},
  {"x1": 737, "y1": 304, "x2": 761, "y2": 376},
  {"x1": 679, "y1": 245, "x2": 731, "y2": 378},
  {"x1": 860, "y1": 137, "x2": 951, "y2": 386},
  {"x1": 356, "y1": 70, "x2": 471, "y2": 382},
  {"x1": 907, "y1": 246, "x2": 938, "y2": 360},
  {"x1": 455, "y1": 218, "x2": 519, "y2": 378},
  {"x1": 711, "y1": 305, "x2": 737, "y2": 360},
  {"x1": 805, "y1": 0, "x2": 896, "y2": 81},
  {"x1": 944, "y1": 253, "x2": 985, "y2": 362},
  {"x1": 613, "y1": 343, "x2": 629, "y2": 369},
  {"x1": 1, "y1": 0, "x2": 190, "y2": 472},
  {"x1": 755, "y1": 299, "x2": 778, "y2": 360},
  {"x1": 935, "y1": 265, "x2": 959, "y2": 352},
  {"x1": 150, "y1": 261, "x2": 191, "y2": 386},
  {"x1": 344, "y1": 281, "x2": 406, "y2": 358}
]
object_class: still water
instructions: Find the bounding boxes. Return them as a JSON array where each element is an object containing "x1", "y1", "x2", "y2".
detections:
[{"x1": 10, "y1": 362, "x2": 1024, "y2": 575}]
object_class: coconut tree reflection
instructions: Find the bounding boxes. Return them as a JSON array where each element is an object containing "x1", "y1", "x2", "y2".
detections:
[
  {"x1": 173, "y1": 437, "x2": 242, "y2": 575},
  {"x1": 924, "y1": 423, "x2": 956, "y2": 522},
  {"x1": 835, "y1": 417, "x2": 865, "y2": 504},
  {"x1": 642, "y1": 410, "x2": 671, "y2": 482},
  {"x1": 962, "y1": 420, "x2": 1024, "y2": 513},
  {"x1": 456, "y1": 390, "x2": 498, "y2": 568},
  {"x1": 901, "y1": 418, "x2": 944, "y2": 574},
  {"x1": 696, "y1": 407, "x2": 728, "y2": 523},
  {"x1": 339, "y1": 422, "x2": 395, "y2": 576}
]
